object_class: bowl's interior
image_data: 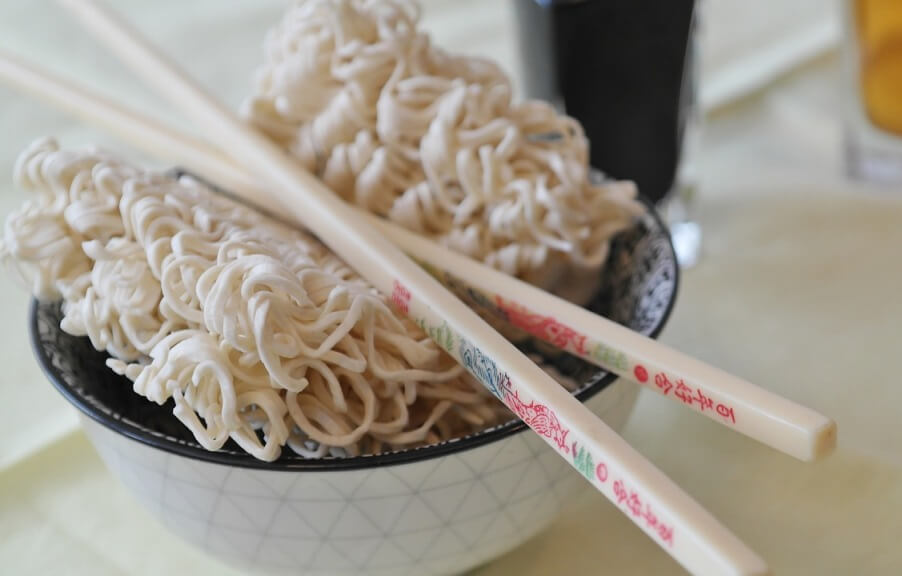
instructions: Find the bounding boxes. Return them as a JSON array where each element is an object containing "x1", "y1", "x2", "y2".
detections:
[{"x1": 30, "y1": 198, "x2": 678, "y2": 470}]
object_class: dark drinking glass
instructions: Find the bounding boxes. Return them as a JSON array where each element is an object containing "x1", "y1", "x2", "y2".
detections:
[{"x1": 514, "y1": 0, "x2": 696, "y2": 205}]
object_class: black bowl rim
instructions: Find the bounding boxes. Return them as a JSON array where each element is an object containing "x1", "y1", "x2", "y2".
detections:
[{"x1": 30, "y1": 197, "x2": 678, "y2": 471}]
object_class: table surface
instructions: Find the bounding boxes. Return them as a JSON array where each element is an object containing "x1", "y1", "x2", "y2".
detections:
[{"x1": 1, "y1": 2, "x2": 901, "y2": 575}]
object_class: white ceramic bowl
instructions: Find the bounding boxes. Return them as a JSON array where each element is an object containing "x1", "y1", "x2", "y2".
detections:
[
  {"x1": 78, "y1": 380, "x2": 634, "y2": 576},
  {"x1": 31, "y1": 204, "x2": 677, "y2": 576}
]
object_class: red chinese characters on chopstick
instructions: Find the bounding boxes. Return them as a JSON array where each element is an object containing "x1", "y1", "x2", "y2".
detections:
[
  {"x1": 491, "y1": 294, "x2": 739, "y2": 428},
  {"x1": 572, "y1": 439, "x2": 675, "y2": 547},
  {"x1": 495, "y1": 296, "x2": 587, "y2": 355},
  {"x1": 613, "y1": 478, "x2": 674, "y2": 545},
  {"x1": 391, "y1": 280, "x2": 411, "y2": 315},
  {"x1": 649, "y1": 368, "x2": 736, "y2": 424}
]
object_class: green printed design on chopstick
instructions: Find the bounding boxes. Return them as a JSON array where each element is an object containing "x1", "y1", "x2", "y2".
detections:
[
  {"x1": 416, "y1": 317, "x2": 456, "y2": 354},
  {"x1": 571, "y1": 442, "x2": 595, "y2": 481},
  {"x1": 590, "y1": 342, "x2": 629, "y2": 372}
]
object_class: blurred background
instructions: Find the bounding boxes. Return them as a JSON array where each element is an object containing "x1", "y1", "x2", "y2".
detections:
[{"x1": 1, "y1": 1, "x2": 900, "y2": 575}]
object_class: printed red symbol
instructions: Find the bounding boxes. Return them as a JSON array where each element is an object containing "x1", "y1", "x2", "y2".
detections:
[
  {"x1": 504, "y1": 388, "x2": 570, "y2": 454},
  {"x1": 654, "y1": 372, "x2": 673, "y2": 395},
  {"x1": 694, "y1": 388, "x2": 714, "y2": 412},
  {"x1": 628, "y1": 492, "x2": 642, "y2": 517},
  {"x1": 495, "y1": 296, "x2": 587, "y2": 355},
  {"x1": 674, "y1": 380, "x2": 694, "y2": 404},
  {"x1": 716, "y1": 403, "x2": 736, "y2": 424},
  {"x1": 634, "y1": 365, "x2": 649, "y2": 383},
  {"x1": 595, "y1": 462, "x2": 608, "y2": 483},
  {"x1": 391, "y1": 280, "x2": 411, "y2": 315},
  {"x1": 613, "y1": 480, "x2": 628, "y2": 505},
  {"x1": 643, "y1": 504, "x2": 658, "y2": 530}
]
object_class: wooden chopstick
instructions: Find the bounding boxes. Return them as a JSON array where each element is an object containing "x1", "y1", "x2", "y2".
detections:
[
  {"x1": 0, "y1": 49, "x2": 836, "y2": 463},
  {"x1": 43, "y1": 3, "x2": 770, "y2": 571}
]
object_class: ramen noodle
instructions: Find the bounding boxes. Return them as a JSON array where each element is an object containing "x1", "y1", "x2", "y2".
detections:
[
  {"x1": 244, "y1": 0, "x2": 641, "y2": 290},
  {"x1": 3, "y1": 139, "x2": 511, "y2": 461}
]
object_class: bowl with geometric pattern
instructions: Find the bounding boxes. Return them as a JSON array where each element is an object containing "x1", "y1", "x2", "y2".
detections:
[{"x1": 29, "y1": 201, "x2": 678, "y2": 576}]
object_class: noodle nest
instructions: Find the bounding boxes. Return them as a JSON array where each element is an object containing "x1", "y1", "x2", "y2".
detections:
[{"x1": 2, "y1": 139, "x2": 507, "y2": 461}]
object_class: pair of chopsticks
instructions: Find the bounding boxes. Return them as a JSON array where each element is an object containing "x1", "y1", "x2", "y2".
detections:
[
  {"x1": 5, "y1": 34, "x2": 834, "y2": 461},
  {"x1": 2, "y1": 1, "x2": 835, "y2": 572},
  {"x1": 0, "y1": 44, "x2": 835, "y2": 465}
]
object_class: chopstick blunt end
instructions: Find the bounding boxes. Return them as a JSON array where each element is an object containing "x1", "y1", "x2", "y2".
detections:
[{"x1": 809, "y1": 418, "x2": 838, "y2": 462}]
